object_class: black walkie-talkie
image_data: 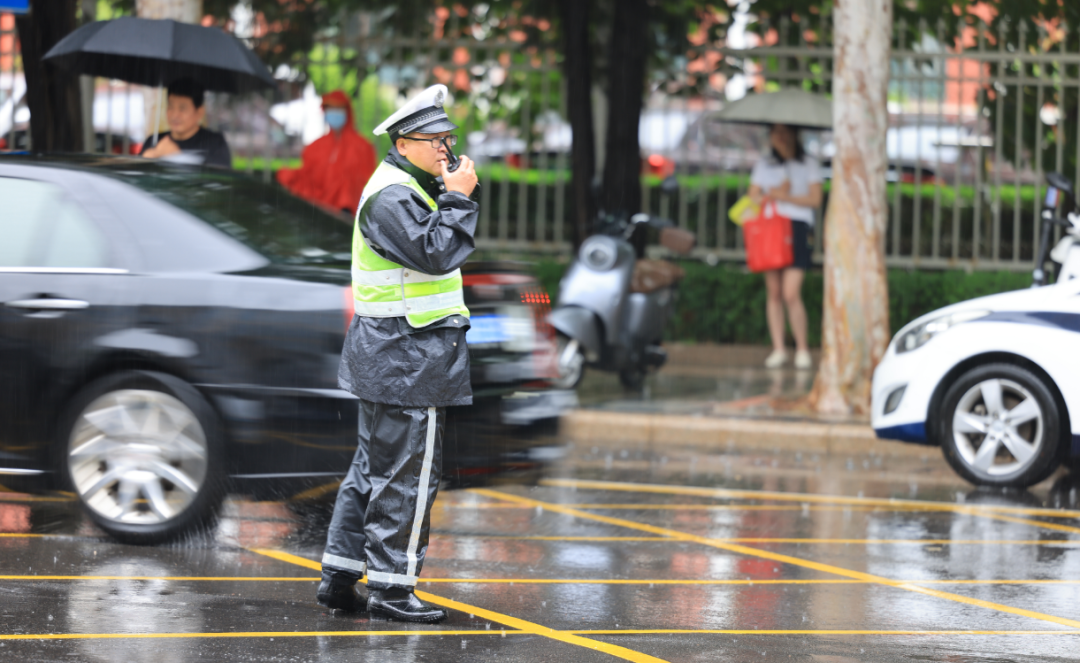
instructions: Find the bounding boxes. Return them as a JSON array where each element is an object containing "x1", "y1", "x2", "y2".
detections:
[
  {"x1": 441, "y1": 136, "x2": 479, "y2": 197},
  {"x1": 441, "y1": 136, "x2": 461, "y2": 172}
]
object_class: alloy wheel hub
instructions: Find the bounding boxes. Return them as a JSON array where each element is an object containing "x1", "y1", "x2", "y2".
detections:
[
  {"x1": 951, "y1": 378, "x2": 1043, "y2": 478},
  {"x1": 67, "y1": 389, "x2": 208, "y2": 525}
]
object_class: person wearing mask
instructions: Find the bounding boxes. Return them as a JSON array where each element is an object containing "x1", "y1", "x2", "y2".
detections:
[
  {"x1": 315, "y1": 84, "x2": 478, "y2": 623},
  {"x1": 747, "y1": 123, "x2": 823, "y2": 370},
  {"x1": 276, "y1": 90, "x2": 377, "y2": 213},
  {"x1": 140, "y1": 78, "x2": 231, "y2": 168}
]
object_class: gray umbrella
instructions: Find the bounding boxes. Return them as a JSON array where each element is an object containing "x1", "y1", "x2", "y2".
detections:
[
  {"x1": 715, "y1": 88, "x2": 832, "y2": 130},
  {"x1": 43, "y1": 17, "x2": 275, "y2": 94}
]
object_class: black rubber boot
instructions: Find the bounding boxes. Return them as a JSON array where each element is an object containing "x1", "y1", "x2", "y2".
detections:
[
  {"x1": 367, "y1": 587, "x2": 447, "y2": 623},
  {"x1": 316, "y1": 576, "x2": 367, "y2": 612}
]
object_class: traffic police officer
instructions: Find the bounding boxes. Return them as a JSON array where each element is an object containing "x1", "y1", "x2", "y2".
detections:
[{"x1": 316, "y1": 84, "x2": 478, "y2": 623}]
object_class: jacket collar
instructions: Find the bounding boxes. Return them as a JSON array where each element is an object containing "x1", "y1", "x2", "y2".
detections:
[{"x1": 385, "y1": 149, "x2": 441, "y2": 198}]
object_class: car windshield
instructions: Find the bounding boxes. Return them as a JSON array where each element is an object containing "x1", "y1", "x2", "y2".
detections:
[{"x1": 105, "y1": 164, "x2": 354, "y2": 265}]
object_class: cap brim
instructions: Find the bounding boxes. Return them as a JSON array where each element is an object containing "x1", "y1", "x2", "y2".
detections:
[{"x1": 409, "y1": 118, "x2": 458, "y2": 134}]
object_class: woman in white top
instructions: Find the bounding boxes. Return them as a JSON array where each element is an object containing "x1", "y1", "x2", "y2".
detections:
[{"x1": 747, "y1": 124, "x2": 823, "y2": 370}]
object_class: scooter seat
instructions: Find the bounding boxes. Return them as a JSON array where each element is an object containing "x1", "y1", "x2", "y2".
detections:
[{"x1": 631, "y1": 259, "x2": 685, "y2": 293}]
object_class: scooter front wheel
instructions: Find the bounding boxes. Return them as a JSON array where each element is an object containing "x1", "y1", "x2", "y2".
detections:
[
  {"x1": 619, "y1": 366, "x2": 647, "y2": 391},
  {"x1": 552, "y1": 333, "x2": 586, "y2": 390}
]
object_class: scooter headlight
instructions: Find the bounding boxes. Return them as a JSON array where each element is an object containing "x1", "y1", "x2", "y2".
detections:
[
  {"x1": 894, "y1": 309, "x2": 990, "y2": 354},
  {"x1": 580, "y1": 236, "x2": 618, "y2": 271}
]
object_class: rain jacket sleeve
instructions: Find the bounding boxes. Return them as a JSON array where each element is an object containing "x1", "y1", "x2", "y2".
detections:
[{"x1": 360, "y1": 187, "x2": 478, "y2": 276}]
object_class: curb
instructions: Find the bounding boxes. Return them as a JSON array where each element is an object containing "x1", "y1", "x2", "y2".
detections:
[{"x1": 560, "y1": 410, "x2": 935, "y2": 458}]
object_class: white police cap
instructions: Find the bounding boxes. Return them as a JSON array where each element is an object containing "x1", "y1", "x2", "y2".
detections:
[{"x1": 374, "y1": 84, "x2": 458, "y2": 137}]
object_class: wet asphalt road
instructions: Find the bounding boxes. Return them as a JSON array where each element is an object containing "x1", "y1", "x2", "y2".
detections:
[{"x1": 3, "y1": 436, "x2": 1080, "y2": 661}]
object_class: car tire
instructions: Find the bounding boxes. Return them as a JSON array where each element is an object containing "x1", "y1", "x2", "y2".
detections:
[
  {"x1": 552, "y1": 333, "x2": 585, "y2": 390},
  {"x1": 60, "y1": 370, "x2": 226, "y2": 544},
  {"x1": 938, "y1": 363, "x2": 1064, "y2": 488}
]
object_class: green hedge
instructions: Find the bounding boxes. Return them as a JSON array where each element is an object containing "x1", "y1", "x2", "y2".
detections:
[{"x1": 530, "y1": 260, "x2": 1033, "y2": 348}]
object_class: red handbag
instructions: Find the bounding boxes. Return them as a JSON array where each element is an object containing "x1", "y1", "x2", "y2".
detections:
[{"x1": 742, "y1": 201, "x2": 793, "y2": 273}]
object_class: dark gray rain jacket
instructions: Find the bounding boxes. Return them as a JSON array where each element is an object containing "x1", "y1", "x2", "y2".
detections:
[{"x1": 337, "y1": 150, "x2": 478, "y2": 407}]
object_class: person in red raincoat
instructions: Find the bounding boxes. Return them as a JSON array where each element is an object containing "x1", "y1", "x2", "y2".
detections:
[{"x1": 277, "y1": 90, "x2": 377, "y2": 214}]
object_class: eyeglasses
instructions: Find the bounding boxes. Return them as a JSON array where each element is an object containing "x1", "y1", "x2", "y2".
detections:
[{"x1": 399, "y1": 135, "x2": 458, "y2": 149}]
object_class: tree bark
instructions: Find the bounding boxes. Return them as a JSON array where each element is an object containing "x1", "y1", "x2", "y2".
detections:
[
  {"x1": 600, "y1": 0, "x2": 648, "y2": 238},
  {"x1": 136, "y1": 0, "x2": 204, "y2": 139},
  {"x1": 808, "y1": 0, "x2": 893, "y2": 415},
  {"x1": 15, "y1": 0, "x2": 84, "y2": 152},
  {"x1": 559, "y1": 0, "x2": 595, "y2": 249}
]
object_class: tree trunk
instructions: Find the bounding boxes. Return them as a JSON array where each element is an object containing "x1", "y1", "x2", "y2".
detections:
[
  {"x1": 559, "y1": 0, "x2": 595, "y2": 249},
  {"x1": 808, "y1": 0, "x2": 893, "y2": 415},
  {"x1": 136, "y1": 0, "x2": 203, "y2": 139},
  {"x1": 600, "y1": 0, "x2": 647, "y2": 250},
  {"x1": 15, "y1": 0, "x2": 84, "y2": 152}
]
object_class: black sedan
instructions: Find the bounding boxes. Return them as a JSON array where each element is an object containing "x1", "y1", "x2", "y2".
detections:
[{"x1": 0, "y1": 155, "x2": 567, "y2": 544}]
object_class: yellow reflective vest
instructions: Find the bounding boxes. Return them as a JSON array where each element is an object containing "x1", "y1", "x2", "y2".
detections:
[{"x1": 351, "y1": 162, "x2": 469, "y2": 328}]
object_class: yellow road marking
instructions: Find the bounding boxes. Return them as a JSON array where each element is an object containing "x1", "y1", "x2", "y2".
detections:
[
  {"x1": 0, "y1": 630, "x2": 518, "y2": 641},
  {"x1": 568, "y1": 629, "x2": 1080, "y2": 636},
  {"x1": 5, "y1": 628, "x2": 1078, "y2": 642},
  {"x1": 1, "y1": 574, "x2": 1074, "y2": 586},
  {"x1": 0, "y1": 576, "x2": 320, "y2": 581},
  {"x1": 247, "y1": 548, "x2": 670, "y2": 663},
  {"x1": 540, "y1": 479, "x2": 1080, "y2": 520},
  {"x1": 560, "y1": 504, "x2": 966, "y2": 512},
  {"x1": 441, "y1": 536, "x2": 670, "y2": 542},
  {"x1": 424, "y1": 578, "x2": 1080, "y2": 586},
  {"x1": 713, "y1": 538, "x2": 1080, "y2": 545},
  {"x1": 0, "y1": 494, "x2": 76, "y2": 503},
  {"x1": 964, "y1": 510, "x2": 1080, "y2": 536},
  {"x1": 443, "y1": 535, "x2": 1080, "y2": 545},
  {"x1": 474, "y1": 488, "x2": 1080, "y2": 631},
  {"x1": 423, "y1": 579, "x2": 1080, "y2": 586},
  {"x1": 437, "y1": 503, "x2": 533, "y2": 509},
  {"x1": 289, "y1": 480, "x2": 343, "y2": 502}
]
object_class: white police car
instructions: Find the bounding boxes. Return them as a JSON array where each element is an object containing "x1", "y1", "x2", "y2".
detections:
[{"x1": 871, "y1": 278, "x2": 1080, "y2": 487}]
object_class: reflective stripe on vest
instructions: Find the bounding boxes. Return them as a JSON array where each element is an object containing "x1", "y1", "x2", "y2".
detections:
[{"x1": 351, "y1": 162, "x2": 469, "y2": 328}]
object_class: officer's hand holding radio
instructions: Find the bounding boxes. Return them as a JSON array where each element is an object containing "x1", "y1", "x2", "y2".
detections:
[{"x1": 441, "y1": 155, "x2": 477, "y2": 197}]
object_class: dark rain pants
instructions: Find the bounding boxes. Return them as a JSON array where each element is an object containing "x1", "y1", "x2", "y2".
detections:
[{"x1": 321, "y1": 399, "x2": 444, "y2": 589}]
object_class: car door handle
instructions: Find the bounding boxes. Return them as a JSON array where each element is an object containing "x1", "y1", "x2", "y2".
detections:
[{"x1": 5, "y1": 298, "x2": 90, "y2": 311}]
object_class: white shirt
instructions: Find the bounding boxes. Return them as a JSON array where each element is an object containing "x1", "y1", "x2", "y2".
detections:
[{"x1": 750, "y1": 156, "x2": 822, "y2": 225}]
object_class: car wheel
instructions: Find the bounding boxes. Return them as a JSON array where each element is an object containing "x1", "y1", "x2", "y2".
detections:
[
  {"x1": 61, "y1": 370, "x2": 225, "y2": 544},
  {"x1": 552, "y1": 333, "x2": 585, "y2": 390},
  {"x1": 938, "y1": 363, "x2": 1063, "y2": 488}
]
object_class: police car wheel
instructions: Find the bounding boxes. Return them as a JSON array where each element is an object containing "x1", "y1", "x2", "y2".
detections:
[
  {"x1": 938, "y1": 363, "x2": 1063, "y2": 488},
  {"x1": 61, "y1": 370, "x2": 226, "y2": 544}
]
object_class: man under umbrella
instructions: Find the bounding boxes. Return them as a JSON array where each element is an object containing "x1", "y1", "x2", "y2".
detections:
[
  {"x1": 316, "y1": 84, "x2": 478, "y2": 623},
  {"x1": 141, "y1": 77, "x2": 232, "y2": 168}
]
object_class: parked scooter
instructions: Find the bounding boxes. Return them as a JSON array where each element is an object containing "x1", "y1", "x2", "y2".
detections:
[
  {"x1": 1034, "y1": 171, "x2": 1080, "y2": 286},
  {"x1": 548, "y1": 193, "x2": 696, "y2": 390}
]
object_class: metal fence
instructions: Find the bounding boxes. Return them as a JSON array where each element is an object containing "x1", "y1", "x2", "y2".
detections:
[
  {"x1": 7, "y1": 12, "x2": 1080, "y2": 272},
  {"x1": 725, "y1": 15, "x2": 1080, "y2": 272},
  {"x1": 264, "y1": 16, "x2": 1079, "y2": 271}
]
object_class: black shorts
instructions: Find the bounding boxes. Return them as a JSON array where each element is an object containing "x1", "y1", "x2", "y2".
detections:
[{"x1": 791, "y1": 220, "x2": 812, "y2": 270}]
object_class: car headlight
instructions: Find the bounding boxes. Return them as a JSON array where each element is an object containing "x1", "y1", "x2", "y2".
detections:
[
  {"x1": 894, "y1": 310, "x2": 991, "y2": 354},
  {"x1": 580, "y1": 236, "x2": 618, "y2": 271}
]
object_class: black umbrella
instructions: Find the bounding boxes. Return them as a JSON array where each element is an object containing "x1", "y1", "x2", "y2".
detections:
[{"x1": 43, "y1": 17, "x2": 276, "y2": 94}]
